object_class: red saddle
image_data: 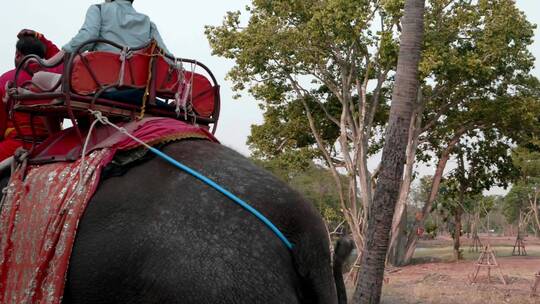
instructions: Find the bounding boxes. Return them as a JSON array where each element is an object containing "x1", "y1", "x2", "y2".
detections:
[
  {"x1": 10, "y1": 39, "x2": 220, "y2": 136},
  {"x1": 70, "y1": 51, "x2": 216, "y2": 118}
]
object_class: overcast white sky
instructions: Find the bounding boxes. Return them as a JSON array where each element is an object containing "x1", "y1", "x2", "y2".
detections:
[
  {"x1": 0, "y1": 1, "x2": 538, "y2": 193},
  {"x1": 0, "y1": 0, "x2": 257, "y2": 155}
]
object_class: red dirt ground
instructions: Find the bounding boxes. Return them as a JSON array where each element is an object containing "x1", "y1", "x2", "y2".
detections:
[{"x1": 378, "y1": 236, "x2": 540, "y2": 303}]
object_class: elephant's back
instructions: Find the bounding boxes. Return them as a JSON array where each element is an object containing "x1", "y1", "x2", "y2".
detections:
[{"x1": 64, "y1": 140, "x2": 308, "y2": 303}]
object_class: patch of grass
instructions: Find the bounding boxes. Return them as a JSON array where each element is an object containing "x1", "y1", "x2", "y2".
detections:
[{"x1": 413, "y1": 245, "x2": 540, "y2": 263}]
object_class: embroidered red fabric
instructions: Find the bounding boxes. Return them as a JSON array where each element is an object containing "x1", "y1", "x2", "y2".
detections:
[
  {"x1": 0, "y1": 118, "x2": 218, "y2": 303},
  {"x1": 30, "y1": 117, "x2": 218, "y2": 164},
  {"x1": 0, "y1": 149, "x2": 115, "y2": 303}
]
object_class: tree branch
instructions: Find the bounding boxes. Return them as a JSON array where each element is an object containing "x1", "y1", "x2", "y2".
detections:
[
  {"x1": 286, "y1": 73, "x2": 343, "y2": 130},
  {"x1": 366, "y1": 70, "x2": 389, "y2": 139}
]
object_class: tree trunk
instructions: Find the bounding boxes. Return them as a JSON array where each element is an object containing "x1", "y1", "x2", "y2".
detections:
[
  {"x1": 299, "y1": 97, "x2": 366, "y2": 268},
  {"x1": 401, "y1": 152, "x2": 450, "y2": 264},
  {"x1": 388, "y1": 204, "x2": 408, "y2": 266},
  {"x1": 400, "y1": 127, "x2": 467, "y2": 265},
  {"x1": 530, "y1": 191, "x2": 540, "y2": 234},
  {"x1": 387, "y1": 91, "x2": 423, "y2": 266},
  {"x1": 471, "y1": 211, "x2": 479, "y2": 238},
  {"x1": 352, "y1": 0, "x2": 425, "y2": 302},
  {"x1": 465, "y1": 214, "x2": 471, "y2": 239},
  {"x1": 453, "y1": 208, "x2": 463, "y2": 260}
]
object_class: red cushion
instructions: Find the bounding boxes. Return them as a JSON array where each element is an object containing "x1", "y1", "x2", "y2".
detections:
[
  {"x1": 155, "y1": 57, "x2": 180, "y2": 93},
  {"x1": 71, "y1": 51, "x2": 216, "y2": 118},
  {"x1": 186, "y1": 72, "x2": 215, "y2": 118},
  {"x1": 154, "y1": 57, "x2": 215, "y2": 118},
  {"x1": 71, "y1": 51, "x2": 150, "y2": 95}
]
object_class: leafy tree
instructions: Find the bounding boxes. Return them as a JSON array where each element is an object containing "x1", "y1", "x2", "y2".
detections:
[
  {"x1": 503, "y1": 148, "x2": 540, "y2": 233},
  {"x1": 503, "y1": 183, "x2": 530, "y2": 226},
  {"x1": 433, "y1": 183, "x2": 476, "y2": 260},
  {"x1": 207, "y1": 0, "x2": 404, "y2": 266},
  {"x1": 431, "y1": 140, "x2": 517, "y2": 260},
  {"x1": 206, "y1": 0, "x2": 540, "y2": 270},
  {"x1": 399, "y1": 129, "x2": 536, "y2": 265},
  {"x1": 398, "y1": 0, "x2": 540, "y2": 264},
  {"x1": 289, "y1": 166, "x2": 346, "y2": 228},
  {"x1": 409, "y1": 176, "x2": 433, "y2": 208}
]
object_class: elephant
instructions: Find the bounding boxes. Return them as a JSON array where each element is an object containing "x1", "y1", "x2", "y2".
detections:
[{"x1": 0, "y1": 139, "x2": 353, "y2": 303}]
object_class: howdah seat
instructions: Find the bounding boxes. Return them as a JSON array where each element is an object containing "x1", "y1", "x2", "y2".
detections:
[{"x1": 8, "y1": 39, "x2": 221, "y2": 142}]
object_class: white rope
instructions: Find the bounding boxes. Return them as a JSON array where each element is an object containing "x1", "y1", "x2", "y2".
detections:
[
  {"x1": 187, "y1": 62, "x2": 196, "y2": 120},
  {"x1": 56, "y1": 115, "x2": 109, "y2": 214},
  {"x1": 178, "y1": 62, "x2": 196, "y2": 121},
  {"x1": 174, "y1": 59, "x2": 185, "y2": 118},
  {"x1": 0, "y1": 115, "x2": 103, "y2": 214},
  {"x1": 77, "y1": 117, "x2": 101, "y2": 191},
  {"x1": 89, "y1": 110, "x2": 151, "y2": 151},
  {"x1": 118, "y1": 46, "x2": 132, "y2": 87}
]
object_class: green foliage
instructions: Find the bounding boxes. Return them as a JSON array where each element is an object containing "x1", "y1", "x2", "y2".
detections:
[
  {"x1": 206, "y1": 0, "x2": 398, "y2": 169},
  {"x1": 424, "y1": 220, "x2": 438, "y2": 238},
  {"x1": 207, "y1": 0, "x2": 540, "y2": 254},
  {"x1": 410, "y1": 176, "x2": 433, "y2": 208},
  {"x1": 288, "y1": 166, "x2": 345, "y2": 225},
  {"x1": 247, "y1": 93, "x2": 341, "y2": 168},
  {"x1": 206, "y1": 0, "x2": 539, "y2": 172},
  {"x1": 418, "y1": 0, "x2": 539, "y2": 166},
  {"x1": 456, "y1": 138, "x2": 519, "y2": 191},
  {"x1": 433, "y1": 141, "x2": 509, "y2": 223},
  {"x1": 502, "y1": 183, "x2": 530, "y2": 223},
  {"x1": 502, "y1": 148, "x2": 540, "y2": 224},
  {"x1": 206, "y1": 0, "x2": 380, "y2": 98},
  {"x1": 514, "y1": 147, "x2": 540, "y2": 178}
]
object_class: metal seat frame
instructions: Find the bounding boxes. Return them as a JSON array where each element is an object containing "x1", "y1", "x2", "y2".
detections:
[{"x1": 9, "y1": 39, "x2": 221, "y2": 149}]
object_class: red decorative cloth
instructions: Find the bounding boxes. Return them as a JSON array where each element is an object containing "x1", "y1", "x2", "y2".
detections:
[
  {"x1": 0, "y1": 118, "x2": 217, "y2": 303},
  {"x1": 30, "y1": 117, "x2": 218, "y2": 164},
  {"x1": 0, "y1": 148, "x2": 115, "y2": 303}
]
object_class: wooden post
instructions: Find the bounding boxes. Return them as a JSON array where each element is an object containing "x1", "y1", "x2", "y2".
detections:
[
  {"x1": 469, "y1": 233, "x2": 483, "y2": 253},
  {"x1": 469, "y1": 244, "x2": 506, "y2": 285},
  {"x1": 531, "y1": 271, "x2": 540, "y2": 297},
  {"x1": 512, "y1": 232, "x2": 527, "y2": 256}
]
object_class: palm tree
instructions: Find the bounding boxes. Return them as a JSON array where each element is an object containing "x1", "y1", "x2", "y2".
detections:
[{"x1": 352, "y1": 0, "x2": 426, "y2": 303}]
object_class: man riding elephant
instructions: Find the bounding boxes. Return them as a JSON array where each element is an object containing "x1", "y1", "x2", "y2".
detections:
[{"x1": 35, "y1": 0, "x2": 171, "y2": 104}]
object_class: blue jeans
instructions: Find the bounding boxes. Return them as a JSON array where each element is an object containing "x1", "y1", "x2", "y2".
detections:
[
  {"x1": 101, "y1": 89, "x2": 145, "y2": 105},
  {"x1": 101, "y1": 89, "x2": 170, "y2": 108}
]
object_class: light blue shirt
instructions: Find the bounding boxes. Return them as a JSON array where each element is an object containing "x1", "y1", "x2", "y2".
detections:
[{"x1": 62, "y1": 0, "x2": 171, "y2": 55}]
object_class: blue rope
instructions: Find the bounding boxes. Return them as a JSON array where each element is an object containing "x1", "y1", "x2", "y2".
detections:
[{"x1": 147, "y1": 146, "x2": 294, "y2": 250}]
